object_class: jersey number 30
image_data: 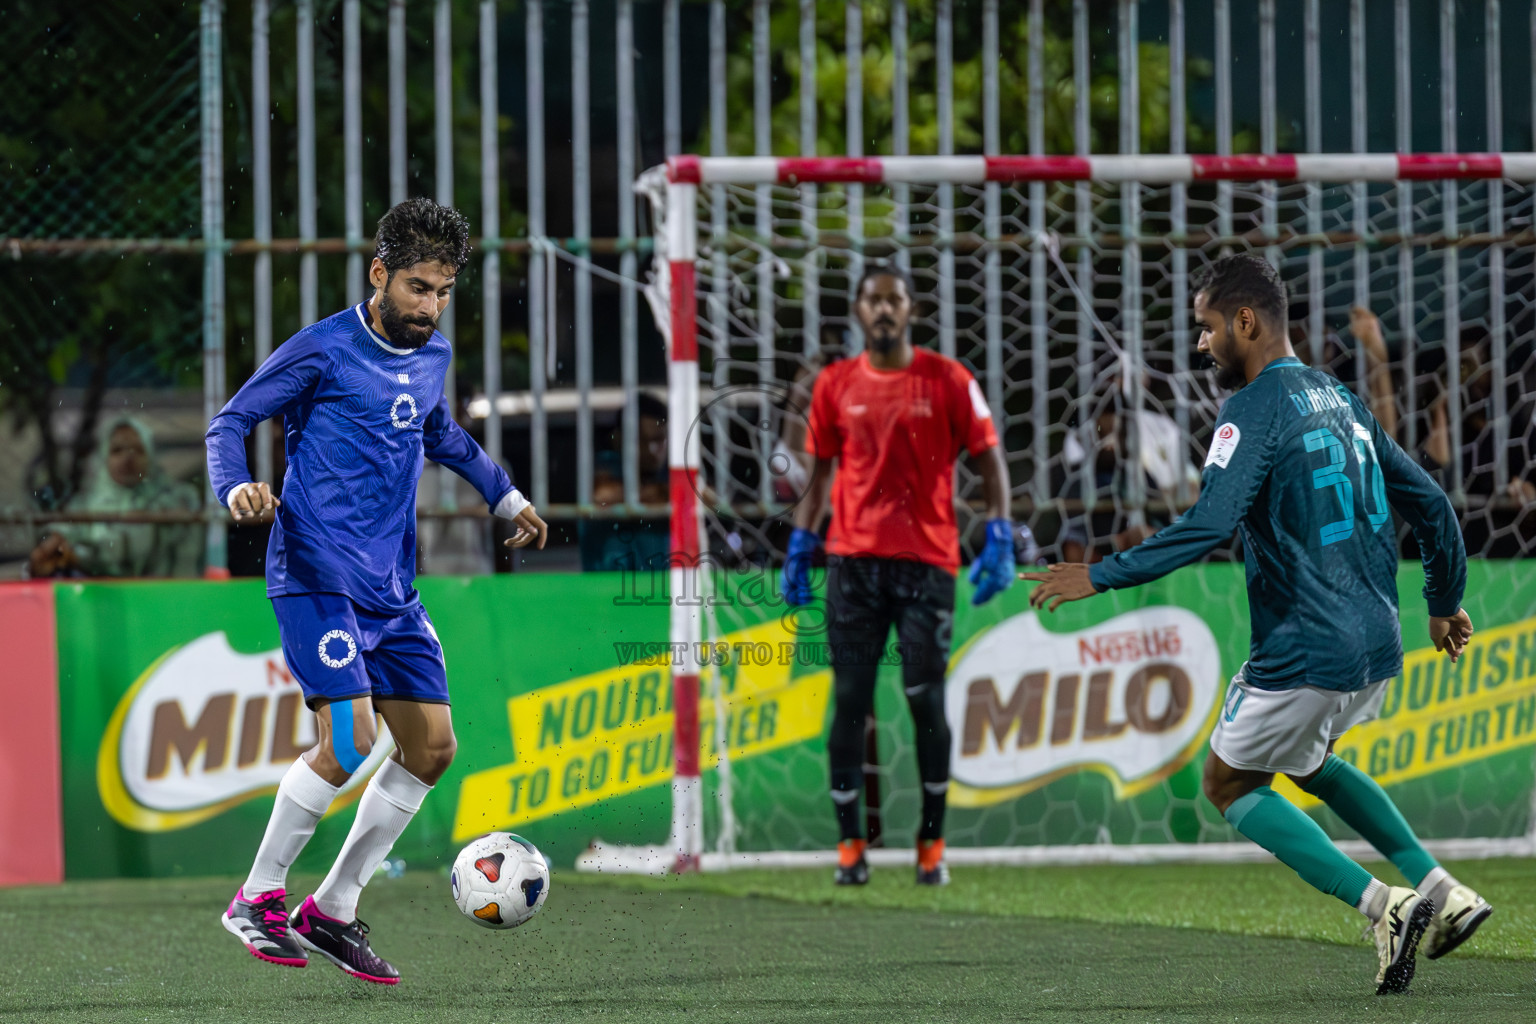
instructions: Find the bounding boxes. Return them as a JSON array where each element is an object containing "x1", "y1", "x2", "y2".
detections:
[{"x1": 1303, "y1": 423, "x2": 1389, "y2": 546}]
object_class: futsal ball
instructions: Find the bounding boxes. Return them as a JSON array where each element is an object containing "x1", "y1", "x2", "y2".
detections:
[{"x1": 450, "y1": 832, "x2": 550, "y2": 930}]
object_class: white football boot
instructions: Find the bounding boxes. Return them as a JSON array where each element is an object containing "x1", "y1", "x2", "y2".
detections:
[
  {"x1": 1422, "y1": 884, "x2": 1493, "y2": 960},
  {"x1": 1372, "y1": 887, "x2": 1434, "y2": 995}
]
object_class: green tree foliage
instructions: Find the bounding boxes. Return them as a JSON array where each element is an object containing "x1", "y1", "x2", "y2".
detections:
[
  {"x1": 712, "y1": 0, "x2": 1233, "y2": 160},
  {"x1": 0, "y1": 0, "x2": 204, "y2": 509}
]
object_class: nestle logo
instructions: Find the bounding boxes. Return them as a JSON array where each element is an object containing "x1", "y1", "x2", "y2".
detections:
[{"x1": 1078, "y1": 627, "x2": 1182, "y2": 665}]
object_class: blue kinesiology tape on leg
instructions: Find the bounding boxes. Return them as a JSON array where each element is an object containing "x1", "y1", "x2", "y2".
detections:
[{"x1": 329, "y1": 699, "x2": 367, "y2": 774}]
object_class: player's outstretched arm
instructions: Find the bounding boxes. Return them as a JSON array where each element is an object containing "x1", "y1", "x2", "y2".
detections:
[
  {"x1": 206, "y1": 331, "x2": 327, "y2": 514},
  {"x1": 1022, "y1": 402, "x2": 1275, "y2": 612},
  {"x1": 422, "y1": 395, "x2": 546, "y2": 549},
  {"x1": 227, "y1": 481, "x2": 280, "y2": 523},
  {"x1": 1361, "y1": 402, "x2": 1468, "y2": 627},
  {"x1": 1429, "y1": 608, "x2": 1475, "y2": 663},
  {"x1": 501, "y1": 500, "x2": 548, "y2": 550},
  {"x1": 1018, "y1": 563, "x2": 1097, "y2": 611}
]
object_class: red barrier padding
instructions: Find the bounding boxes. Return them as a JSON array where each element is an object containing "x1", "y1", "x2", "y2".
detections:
[
  {"x1": 777, "y1": 157, "x2": 884, "y2": 184},
  {"x1": 672, "y1": 673, "x2": 701, "y2": 776},
  {"x1": 1192, "y1": 154, "x2": 1299, "y2": 180},
  {"x1": 669, "y1": 469, "x2": 700, "y2": 559},
  {"x1": 986, "y1": 155, "x2": 1092, "y2": 181},
  {"x1": 669, "y1": 261, "x2": 698, "y2": 362},
  {"x1": 1397, "y1": 153, "x2": 1505, "y2": 180},
  {"x1": 0, "y1": 583, "x2": 63, "y2": 887},
  {"x1": 667, "y1": 155, "x2": 702, "y2": 184}
]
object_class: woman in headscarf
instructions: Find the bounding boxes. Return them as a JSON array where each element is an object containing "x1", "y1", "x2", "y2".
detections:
[{"x1": 28, "y1": 416, "x2": 203, "y2": 578}]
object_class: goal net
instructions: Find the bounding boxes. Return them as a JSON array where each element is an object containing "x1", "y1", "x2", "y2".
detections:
[{"x1": 579, "y1": 153, "x2": 1536, "y2": 873}]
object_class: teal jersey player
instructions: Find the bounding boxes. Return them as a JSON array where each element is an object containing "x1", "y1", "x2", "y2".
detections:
[
  {"x1": 1023, "y1": 254, "x2": 1489, "y2": 995},
  {"x1": 1088, "y1": 356, "x2": 1466, "y2": 694}
]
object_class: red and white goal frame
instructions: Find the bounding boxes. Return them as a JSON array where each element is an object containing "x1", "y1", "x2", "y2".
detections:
[{"x1": 575, "y1": 151, "x2": 1536, "y2": 876}]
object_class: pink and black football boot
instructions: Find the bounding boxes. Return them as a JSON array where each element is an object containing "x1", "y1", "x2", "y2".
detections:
[
  {"x1": 221, "y1": 887, "x2": 308, "y2": 967},
  {"x1": 289, "y1": 896, "x2": 400, "y2": 985}
]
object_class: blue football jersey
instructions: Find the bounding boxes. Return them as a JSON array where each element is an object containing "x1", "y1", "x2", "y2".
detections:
[
  {"x1": 1090, "y1": 357, "x2": 1466, "y2": 692},
  {"x1": 207, "y1": 303, "x2": 514, "y2": 613}
]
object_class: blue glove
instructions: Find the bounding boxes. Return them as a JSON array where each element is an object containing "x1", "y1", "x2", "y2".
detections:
[
  {"x1": 780, "y1": 528, "x2": 820, "y2": 606},
  {"x1": 968, "y1": 519, "x2": 1016, "y2": 606}
]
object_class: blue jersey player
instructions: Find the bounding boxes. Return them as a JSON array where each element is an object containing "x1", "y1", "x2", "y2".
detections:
[
  {"x1": 1023, "y1": 254, "x2": 1489, "y2": 995},
  {"x1": 209, "y1": 199, "x2": 547, "y2": 984}
]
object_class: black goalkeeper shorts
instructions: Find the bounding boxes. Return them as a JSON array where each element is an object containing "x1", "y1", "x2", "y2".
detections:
[{"x1": 824, "y1": 555, "x2": 956, "y2": 682}]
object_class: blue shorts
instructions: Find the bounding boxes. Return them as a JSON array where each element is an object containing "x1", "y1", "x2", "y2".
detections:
[{"x1": 272, "y1": 592, "x2": 449, "y2": 709}]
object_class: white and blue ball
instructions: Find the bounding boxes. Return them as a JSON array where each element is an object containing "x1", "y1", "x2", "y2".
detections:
[{"x1": 450, "y1": 832, "x2": 550, "y2": 930}]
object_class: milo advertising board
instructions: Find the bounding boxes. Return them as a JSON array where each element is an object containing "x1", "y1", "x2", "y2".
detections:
[{"x1": 54, "y1": 563, "x2": 1536, "y2": 878}]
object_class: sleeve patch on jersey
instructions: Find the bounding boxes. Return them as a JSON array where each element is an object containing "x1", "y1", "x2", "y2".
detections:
[
  {"x1": 967, "y1": 378, "x2": 993, "y2": 421},
  {"x1": 1204, "y1": 422, "x2": 1241, "y2": 469}
]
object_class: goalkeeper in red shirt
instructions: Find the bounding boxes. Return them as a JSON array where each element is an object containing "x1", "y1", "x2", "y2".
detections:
[{"x1": 781, "y1": 266, "x2": 1016, "y2": 886}]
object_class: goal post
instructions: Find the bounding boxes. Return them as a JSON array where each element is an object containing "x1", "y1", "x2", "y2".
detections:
[{"x1": 576, "y1": 152, "x2": 1536, "y2": 875}]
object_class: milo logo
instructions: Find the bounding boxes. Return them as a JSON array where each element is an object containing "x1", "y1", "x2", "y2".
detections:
[
  {"x1": 946, "y1": 608, "x2": 1222, "y2": 803},
  {"x1": 98, "y1": 633, "x2": 392, "y2": 831}
]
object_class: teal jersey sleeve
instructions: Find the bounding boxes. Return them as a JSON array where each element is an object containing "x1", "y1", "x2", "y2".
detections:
[
  {"x1": 1089, "y1": 390, "x2": 1277, "y2": 592},
  {"x1": 1357, "y1": 397, "x2": 1466, "y2": 617}
]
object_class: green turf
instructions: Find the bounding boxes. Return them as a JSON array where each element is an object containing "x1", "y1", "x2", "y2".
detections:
[
  {"x1": 0, "y1": 861, "x2": 1530, "y2": 1023},
  {"x1": 617, "y1": 857, "x2": 1536, "y2": 960}
]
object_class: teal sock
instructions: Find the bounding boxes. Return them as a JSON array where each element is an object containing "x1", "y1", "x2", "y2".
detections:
[
  {"x1": 1224, "y1": 786, "x2": 1375, "y2": 908},
  {"x1": 1298, "y1": 755, "x2": 1439, "y2": 886}
]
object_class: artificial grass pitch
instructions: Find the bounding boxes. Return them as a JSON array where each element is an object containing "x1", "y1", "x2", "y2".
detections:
[{"x1": 0, "y1": 859, "x2": 1529, "y2": 1024}]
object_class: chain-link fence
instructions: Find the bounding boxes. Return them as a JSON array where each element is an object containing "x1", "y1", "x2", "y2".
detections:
[
  {"x1": 0, "y1": 1, "x2": 207, "y2": 579},
  {"x1": 5, "y1": 0, "x2": 1535, "y2": 582}
]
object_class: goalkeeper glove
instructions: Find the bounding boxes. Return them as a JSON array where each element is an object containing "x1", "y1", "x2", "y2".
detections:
[
  {"x1": 967, "y1": 518, "x2": 1016, "y2": 606},
  {"x1": 780, "y1": 528, "x2": 820, "y2": 606}
]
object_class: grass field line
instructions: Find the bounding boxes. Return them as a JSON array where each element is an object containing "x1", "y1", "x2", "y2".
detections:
[{"x1": 576, "y1": 835, "x2": 1536, "y2": 872}]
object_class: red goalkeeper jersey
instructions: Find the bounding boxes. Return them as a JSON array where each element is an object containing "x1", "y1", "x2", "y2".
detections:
[{"x1": 806, "y1": 348, "x2": 999, "y2": 572}]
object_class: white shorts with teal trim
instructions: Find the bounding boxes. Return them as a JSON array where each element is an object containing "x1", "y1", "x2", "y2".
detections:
[{"x1": 1209, "y1": 665, "x2": 1388, "y2": 776}]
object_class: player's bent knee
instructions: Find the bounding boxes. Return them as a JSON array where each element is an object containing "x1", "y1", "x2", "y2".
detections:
[
  {"x1": 325, "y1": 699, "x2": 376, "y2": 776},
  {"x1": 401, "y1": 738, "x2": 456, "y2": 785},
  {"x1": 1200, "y1": 753, "x2": 1240, "y2": 813},
  {"x1": 1201, "y1": 752, "x2": 1266, "y2": 815},
  {"x1": 320, "y1": 734, "x2": 373, "y2": 777},
  {"x1": 429, "y1": 737, "x2": 458, "y2": 777},
  {"x1": 304, "y1": 748, "x2": 354, "y2": 787}
]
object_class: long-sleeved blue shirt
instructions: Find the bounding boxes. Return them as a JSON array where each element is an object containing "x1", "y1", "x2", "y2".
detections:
[
  {"x1": 1089, "y1": 357, "x2": 1466, "y2": 692},
  {"x1": 206, "y1": 303, "x2": 514, "y2": 614}
]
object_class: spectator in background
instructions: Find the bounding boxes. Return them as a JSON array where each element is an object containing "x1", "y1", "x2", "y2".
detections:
[
  {"x1": 1416, "y1": 326, "x2": 1536, "y2": 505},
  {"x1": 1334, "y1": 310, "x2": 1535, "y2": 505},
  {"x1": 580, "y1": 393, "x2": 671, "y2": 572},
  {"x1": 28, "y1": 415, "x2": 202, "y2": 578},
  {"x1": 1311, "y1": 308, "x2": 1536, "y2": 556}
]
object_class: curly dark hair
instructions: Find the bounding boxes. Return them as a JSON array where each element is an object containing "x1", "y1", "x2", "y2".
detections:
[
  {"x1": 1192, "y1": 252, "x2": 1287, "y2": 329},
  {"x1": 374, "y1": 197, "x2": 472, "y2": 276},
  {"x1": 856, "y1": 261, "x2": 918, "y2": 303}
]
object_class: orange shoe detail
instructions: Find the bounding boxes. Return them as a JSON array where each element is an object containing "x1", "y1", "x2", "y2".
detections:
[
  {"x1": 837, "y1": 839, "x2": 868, "y2": 869},
  {"x1": 917, "y1": 839, "x2": 946, "y2": 872}
]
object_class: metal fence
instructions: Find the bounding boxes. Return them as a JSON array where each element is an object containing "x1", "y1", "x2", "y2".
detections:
[{"x1": 3, "y1": 0, "x2": 1536, "y2": 580}]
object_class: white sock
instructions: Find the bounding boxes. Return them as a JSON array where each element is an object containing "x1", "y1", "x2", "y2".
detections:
[
  {"x1": 1357, "y1": 878, "x2": 1389, "y2": 922},
  {"x1": 244, "y1": 758, "x2": 341, "y2": 897},
  {"x1": 1418, "y1": 865, "x2": 1457, "y2": 909},
  {"x1": 312, "y1": 758, "x2": 431, "y2": 922}
]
